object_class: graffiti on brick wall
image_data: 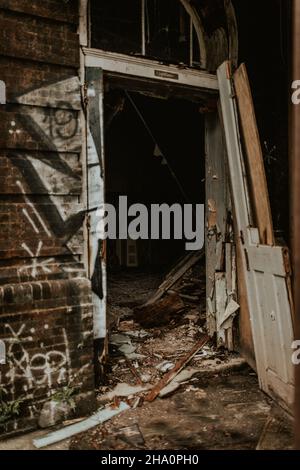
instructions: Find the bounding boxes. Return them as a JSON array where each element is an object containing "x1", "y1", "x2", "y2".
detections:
[
  {"x1": 19, "y1": 242, "x2": 55, "y2": 278},
  {"x1": 0, "y1": 323, "x2": 71, "y2": 401},
  {"x1": 5, "y1": 75, "x2": 105, "y2": 337},
  {"x1": 43, "y1": 105, "x2": 79, "y2": 141},
  {"x1": 3, "y1": 75, "x2": 103, "y2": 340},
  {"x1": 4, "y1": 77, "x2": 86, "y2": 276}
]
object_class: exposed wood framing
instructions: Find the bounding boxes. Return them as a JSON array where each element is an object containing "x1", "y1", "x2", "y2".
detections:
[
  {"x1": 205, "y1": 112, "x2": 237, "y2": 349},
  {"x1": 233, "y1": 63, "x2": 294, "y2": 365},
  {"x1": 106, "y1": 73, "x2": 217, "y2": 105},
  {"x1": 236, "y1": 238, "x2": 256, "y2": 370},
  {"x1": 216, "y1": 86, "x2": 255, "y2": 365},
  {"x1": 145, "y1": 251, "x2": 204, "y2": 306}
]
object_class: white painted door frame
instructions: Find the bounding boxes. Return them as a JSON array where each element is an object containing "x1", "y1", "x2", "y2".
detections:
[
  {"x1": 83, "y1": 48, "x2": 218, "y2": 92},
  {"x1": 85, "y1": 68, "x2": 107, "y2": 341},
  {"x1": 83, "y1": 48, "x2": 229, "y2": 349}
]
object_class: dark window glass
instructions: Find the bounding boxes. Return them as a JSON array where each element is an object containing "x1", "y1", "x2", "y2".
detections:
[
  {"x1": 145, "y1": 0, "x2": 190, "y2": 64},
  {"x1": 91, "y1": 0, "x2": 142, "y2": 55},
  {"x1": 90, "y1": 0, "x2": 192, "y2": 66}
]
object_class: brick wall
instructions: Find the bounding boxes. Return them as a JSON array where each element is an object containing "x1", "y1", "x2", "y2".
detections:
[{"x1": 0, "y1": 0, "x2": 96, "y2": 436}]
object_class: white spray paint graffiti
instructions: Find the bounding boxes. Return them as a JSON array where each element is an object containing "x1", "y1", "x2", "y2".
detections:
[
  {"x1": 0, "y1": 77, "x2": 92, "y2": 429},
  {"x1": 16, "y1": 180, "x2": 52, "y2": 237},
  {"x1": 9, "y1": 79, "x2": 84, "y2": 277},
  {"x1": 19, "y1": 242, "x2": 55, "y2": 278},
  {"x1": 0, "y1": 324, "x2": 71, "y2": 400},
  {"x1": 16, "y1": 180, "x2": 56, "y2": 278}
]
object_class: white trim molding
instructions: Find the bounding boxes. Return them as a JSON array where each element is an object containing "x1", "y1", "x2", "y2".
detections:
[{"x1": 83, "y1": 48, "x2": 219, "y2": 92}]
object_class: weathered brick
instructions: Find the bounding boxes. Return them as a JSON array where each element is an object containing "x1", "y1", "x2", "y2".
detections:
[
  {"x1": 0, "y1": 0, "x2": 79, "y2": 24},
  {"x1": 0, "y1": 276, "x2": 95, "y2": 436},
  {"x1": 0, "y1": 0, "x2": 96, "y2": 439},
  {"x1": 0, "y1": 10, "x2": 79, "y2": 67}
]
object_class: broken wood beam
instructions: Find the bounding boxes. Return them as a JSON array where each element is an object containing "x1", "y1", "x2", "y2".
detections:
[
  {"x1": 145, "y1": 250, "x2": 204, "y2": 306},
  {"x1": 144, "y1": 335, "x2": 209, "y2": 402}
]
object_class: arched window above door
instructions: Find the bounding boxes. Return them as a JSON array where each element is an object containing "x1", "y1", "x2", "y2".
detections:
[{"x1": 89, "y1": 0, "x2": 238, "y2": 72}]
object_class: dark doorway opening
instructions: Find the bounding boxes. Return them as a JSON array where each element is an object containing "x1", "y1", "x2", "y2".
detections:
[{"x1": 104, "y1": 84, "x2": 207, "y2": 336}]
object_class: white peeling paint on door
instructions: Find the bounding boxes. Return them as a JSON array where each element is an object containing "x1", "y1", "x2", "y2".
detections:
[
  {"x1": 86, "y1": 68, "x2": 107, "y2": 340},
  {"x1": 218, "y1": 61, "x2": 294, "y2": 409}
]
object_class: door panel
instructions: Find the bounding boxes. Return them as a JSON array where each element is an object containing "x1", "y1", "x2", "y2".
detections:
[{"x1": 218, "y1": 61, "x2": 294, "y2": 409}]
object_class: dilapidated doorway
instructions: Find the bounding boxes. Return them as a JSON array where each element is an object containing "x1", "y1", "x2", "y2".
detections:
[
  {"x1": 103, "y1": 82, "x2": 209, "y2": 358},
  {"x1": 84, "y1": 55, "x2": 224, "y2": 371},
  {"x1": 83, "y1": 0, "x2": 294, "y2": 417}
]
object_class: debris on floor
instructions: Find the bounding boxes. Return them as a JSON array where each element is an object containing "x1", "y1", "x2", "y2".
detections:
[
  {"x1": 67, "y1": 261, "x2": 294, "y2": 451},
  {"x1": 156, "y1": 361, "x2": 175, "y2": 373},
  {"x1": 70, "y1": 365, "x2": 294, "y2": 451},
  {"x1": 99, "y1": 384, "x2": 151, "y2": 404},
  {"x1": 106, "y1": 260, "x2": 210, "y2": 389},
  {"x1": 158, "y1": 367, "x2": 202, "y2": 398},
  {"x1": 103, "y1": 261, "x2": 245, "y2": 410},
  {"x1": 144, "y1": 336, "x2": 209, "y2": 402}
]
